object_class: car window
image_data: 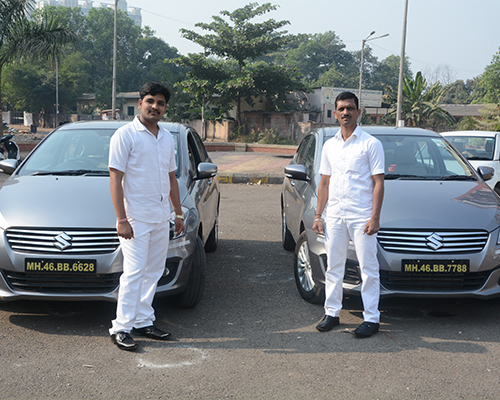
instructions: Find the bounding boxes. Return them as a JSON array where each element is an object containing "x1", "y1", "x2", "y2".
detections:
[
  {"x1": 18, "y1": 129, "x2": 115, "y2": 175},
  {"x1": 446, "y1": 136, "x2": 495, "y2": 161},
  {"x1": 375, "y1": 135, "x2": 474, "y2": 178},
  {"x1": 191, "y1": 130, "x2": 210, "y2": 162},
  {"x1": 295, "y1": 135, "x2": 314, "y2": 165}
]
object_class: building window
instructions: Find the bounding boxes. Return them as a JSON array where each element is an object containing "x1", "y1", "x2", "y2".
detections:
[
  {"x1": 327, "y1": 110, "x2": 332, "y2": 118},
  {"x1": 127, "y1": 106, "x2": 135, "y2": 116}
]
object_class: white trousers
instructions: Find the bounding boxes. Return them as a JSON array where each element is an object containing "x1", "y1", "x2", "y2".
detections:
[
  {"x1": 324, "y1": 217, "x2": 380, "y2": 323},
  {"x1": 109, "y1": 218, "x2": 170, "y2": 334}
]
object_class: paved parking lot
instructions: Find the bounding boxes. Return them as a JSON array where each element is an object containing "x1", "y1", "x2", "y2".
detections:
[{"x1": 1, "y1": 184, "x2": 500, "y2": 399}]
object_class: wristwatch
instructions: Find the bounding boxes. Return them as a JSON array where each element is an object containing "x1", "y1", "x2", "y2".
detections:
[{"x1": 175, "y1": 214, "x2": 184, "y2": 220}]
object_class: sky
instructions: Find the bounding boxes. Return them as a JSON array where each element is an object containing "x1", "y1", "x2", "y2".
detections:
[{"x1": 126, "y1": 0, "x2": 500, "y2": 83}]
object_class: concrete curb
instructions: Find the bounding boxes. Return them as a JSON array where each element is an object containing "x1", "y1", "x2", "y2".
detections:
[{"x1": 217, "y1": 173, "x2": 283, "y2": 185}]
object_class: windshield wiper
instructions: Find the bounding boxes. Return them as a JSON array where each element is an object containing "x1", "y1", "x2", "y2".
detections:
[
  {"x1": 385, "y1": 174, "x2": 429, "y2": 180},
  {"x1": 437, "y1": 175, "x2": 476, "y2": 181},
  {"x1": 31, "y1": 170, "x2": 109, "y2": 176},
  {"x1": 466, "y1": 156, "x2": 491, "y2": 161}
]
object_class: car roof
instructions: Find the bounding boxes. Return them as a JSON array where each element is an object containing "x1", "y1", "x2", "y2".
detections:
[
  {"x1": 319, "y1": 125, "x2": 441, "y2": 139},
  {"x1": 53, "y1": 120, "x2": 191, "y2": 134},
  {"x1": 442, "y1": 130, "x2": 499, "y2": 138}
]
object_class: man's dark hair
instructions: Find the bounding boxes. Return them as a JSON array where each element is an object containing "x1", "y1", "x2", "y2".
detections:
[
  {"x1": 335, "y1": 91, "x2": 359, "y2": 109},
  {"x1": 139, "y1": 82, "x2": 171, "y2": 103}
]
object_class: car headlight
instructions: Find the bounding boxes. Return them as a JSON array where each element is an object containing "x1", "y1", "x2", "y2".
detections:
[{"x1": 170, "y1": 206, "x2": 197, "y2": 240}]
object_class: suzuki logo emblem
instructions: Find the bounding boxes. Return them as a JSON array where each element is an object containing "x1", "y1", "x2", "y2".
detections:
[
  {"x1": 426, "y1": 233, "x2": 444, "y2": 250},
  {"x1": 54, "y1": 232, "x2": 72, "y2": 251}
]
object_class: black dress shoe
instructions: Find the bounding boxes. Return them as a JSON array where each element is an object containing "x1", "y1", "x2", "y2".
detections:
[
  {"x1": 110, "y1": 332, "x2": 138, "y2": 351},
  {"x1": 132, "y1": 325, "x2": 172, "y2": 340},
  {"x1": 353, "y1": 321, "x2": 380, "y2": 338},
  {"x1": 316, "y1": 315, "x2": 340, "y2": 332}
]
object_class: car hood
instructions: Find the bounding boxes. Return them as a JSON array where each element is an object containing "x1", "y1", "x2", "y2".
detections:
[
  {"x1": 0, "y1": 175, "x2": 189, "y2": 229},
  {"x1": 382, "y1": 180, "x2": 500, "y2": 231}
]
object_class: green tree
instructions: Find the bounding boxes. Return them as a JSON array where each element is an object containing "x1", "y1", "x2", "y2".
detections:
[
  {"x1": 371, "y1": 54, "x2": 412, "y2": 92},
  {"x1": 383, "y1": 71, "x2": 455, "y2": 127},
  {"x1": 479, "y1": 47, "x2": 500, "y2": 104},
  {"x1": 173, "y1": 2, "x2": 304, "y2": 126},
  {"x1": 274, "y1": 31, "x2": 354, "y2": 84},
  {"x1": 0, "y1": 0, "x2": 78, "y2": 114}
]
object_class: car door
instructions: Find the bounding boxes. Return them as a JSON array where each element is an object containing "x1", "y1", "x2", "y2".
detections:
[
  {"x1": 187, "y1": 130, "x2": 218, "y2": 243},
  {"x1": 284, "y1": 134, "x2": 317, "y2": 240}
]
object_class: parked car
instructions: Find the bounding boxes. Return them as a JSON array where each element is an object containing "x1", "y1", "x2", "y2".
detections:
[
  {"x1": 442, "y1": 131, "x2": 500, "y2": 195},
  {"x1": 282, "y1": 126, "x2": 500, "y2": 303},
  {"x1": 0, "y1": 121, "x2": 219, "y2": 307}
]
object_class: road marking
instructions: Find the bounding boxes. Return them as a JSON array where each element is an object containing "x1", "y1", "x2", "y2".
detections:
[{"x1": 137, "y1": 345, "x2": 208, "y2": 369}]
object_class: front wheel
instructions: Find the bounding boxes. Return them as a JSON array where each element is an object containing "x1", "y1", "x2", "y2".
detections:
[
  {"x1": 171, "y1": 236, "x2": 206, "y2": 308},
  {"x1": 294, "y1": 231, "x2": 324, "y2": 304}
]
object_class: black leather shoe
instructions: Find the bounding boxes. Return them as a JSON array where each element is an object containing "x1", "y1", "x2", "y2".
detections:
[
  {"x1": 353, "y1": 321, "x2": 380, "y2": 338},
  {"x1": 132, "y1": 325, "x2": 172, "y2": 340},
  {"x1": 316, "y1": 315, "x2": 340, "y2": 332},
  {"x1": 110, "y1": 332, "x2": 138, "y2": 351}
]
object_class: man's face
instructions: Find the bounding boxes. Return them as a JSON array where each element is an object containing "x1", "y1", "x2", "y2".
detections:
[
  {"x1": 138, "y1": 93, "x2": 167, "y2": 123},
  {"x1": 334, "y1": 98, "x2": 361, "y2": 128}
]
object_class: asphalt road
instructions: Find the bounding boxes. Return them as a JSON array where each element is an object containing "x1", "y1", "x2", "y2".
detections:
[{"x1": 1, "y1": 184, "x2": 500, "y2": 399}]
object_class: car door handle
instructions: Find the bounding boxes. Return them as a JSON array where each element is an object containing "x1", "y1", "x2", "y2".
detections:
[{"x1": 290, "y1": 180, "x2": 295, "y2": 186}]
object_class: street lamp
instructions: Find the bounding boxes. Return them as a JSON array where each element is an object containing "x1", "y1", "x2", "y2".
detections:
[{"x1": 358, "y1": 31, "x2": 389, "y2": 108}]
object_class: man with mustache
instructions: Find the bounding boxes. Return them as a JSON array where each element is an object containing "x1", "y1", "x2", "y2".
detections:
[
  {"x1": 313, "y1": 91, "x2": 385, "y2": 338},
  {"x1": 108, "y1": 82, "x2": 184, "y2": 350}
]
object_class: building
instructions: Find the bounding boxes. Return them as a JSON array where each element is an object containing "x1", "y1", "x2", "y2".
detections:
[{"x1": 34, "y1": 0, "x2": 142, "y2": 26}]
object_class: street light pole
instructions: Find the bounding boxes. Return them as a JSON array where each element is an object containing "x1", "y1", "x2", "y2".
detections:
[
  {"x1": 358, "y1": 31, "x2": 389, "y2": 110},
  {"x1": 111, "y1": 0, "x2": 118, "y2": 120},
  {"x1": 396, "y1": 0, "x2": 409, "y2": 127}
]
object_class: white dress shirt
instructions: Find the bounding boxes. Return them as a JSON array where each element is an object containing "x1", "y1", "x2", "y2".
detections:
[
  {"x1": 109, "y1": 116, "x2": 177, "y2": 223},
  {"x1": 319, "y1": 125, "x2": 384, "y2": 220}
]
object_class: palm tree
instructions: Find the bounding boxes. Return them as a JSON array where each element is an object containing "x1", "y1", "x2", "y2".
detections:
[
  {"x1": 385, "y1": 71, "x2": 456, "y2": 127},
  {"x1": 0, "y1": 0, "x2": 78, "y2": 115}
]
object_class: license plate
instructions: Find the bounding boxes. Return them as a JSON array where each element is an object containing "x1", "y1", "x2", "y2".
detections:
[
  {"x1": 25, "y1": 259, "x2": 97, "y2": 274},
  {"x1": 402, "y1": 259, "x2": 469, "y2": 274}
]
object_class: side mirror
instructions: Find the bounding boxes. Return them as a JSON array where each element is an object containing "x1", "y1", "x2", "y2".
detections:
[
  {"x1": 0, "y1": 159, "x2": 18, "y2": 175},
  {"x1": 196, "y1": 162, "x2": 218, "y2": 180},
  {"x1": 284, "y1": 164, "x2": 309, "y2": 181},
  {"x1": 477, "y1": 166, "x2": 494, "y2": 182}
]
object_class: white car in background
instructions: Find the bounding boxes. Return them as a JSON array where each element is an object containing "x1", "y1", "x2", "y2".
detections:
[{"x1": 442, "y1": 131, "x2": 500, "y2": 194}]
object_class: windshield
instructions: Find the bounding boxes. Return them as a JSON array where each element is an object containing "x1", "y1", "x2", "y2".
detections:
[
  {"x1": 375, "y1": 135, "x2": 475, "y2": 180},
  {"x1": 17, "y1": 128, "x2": 181, "y2": 177},
  {"x1": 445, "y1": 136, "x2": 495, "y2": 161}
]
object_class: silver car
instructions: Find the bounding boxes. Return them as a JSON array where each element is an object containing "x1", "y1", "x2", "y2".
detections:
[
  {"x1": 282, "y1": 126, "x2": 500, "y2": 303},
  {"x1": 0, "y1": 121, "x2": 219, "y2": 307},
  {"x1": 442, "y1": 130, "x2": 500, "y2": 195}
]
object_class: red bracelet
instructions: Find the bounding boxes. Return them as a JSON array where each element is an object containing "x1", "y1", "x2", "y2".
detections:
[{"x1": 117, "y1": 218, "x2": 128, "y2": 223}]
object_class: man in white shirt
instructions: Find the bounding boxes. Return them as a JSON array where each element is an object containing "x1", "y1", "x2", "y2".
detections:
[
  {"x1": 108, "y1": 82, "x2": 185, "y2": 351},
  {"x1": 313, "y1": 92, "x2": 385, "y2": 338}
]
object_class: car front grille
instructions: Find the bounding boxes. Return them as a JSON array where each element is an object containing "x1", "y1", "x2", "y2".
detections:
[
  {"x1": 377, "y1": 229, "x2": 489, "y2": 254},
  {"x1": 5, "y1": 227, "x2": 120, "y2": 255},
  {"x1": 380, "y1": 270, "x2": 491, "y2": 292},
  {"x1": 1, "y1": 270, "x2": 121, "y2": 294}
]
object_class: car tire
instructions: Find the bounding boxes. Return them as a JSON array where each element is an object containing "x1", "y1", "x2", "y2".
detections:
[
  {"x1": 204, "y1": 209, "x2": 218, "y2": 253},
  {"x1": 294, "y1": 231, "x2": 324, "y2": 304},
  {"x1": 172, "y1": 236, "x2": 206, "y2": 308},
  {"x1": 282, "y1": 207, "x2": 295, "y2": 251}
]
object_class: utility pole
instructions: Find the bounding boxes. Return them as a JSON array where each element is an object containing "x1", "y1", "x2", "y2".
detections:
[
  {"x1": 111, "y1": 0, "x2": 118, "y2": 120},
  {"x1": 396, "y1": 0, "x2": 409, "y2": 127}
]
